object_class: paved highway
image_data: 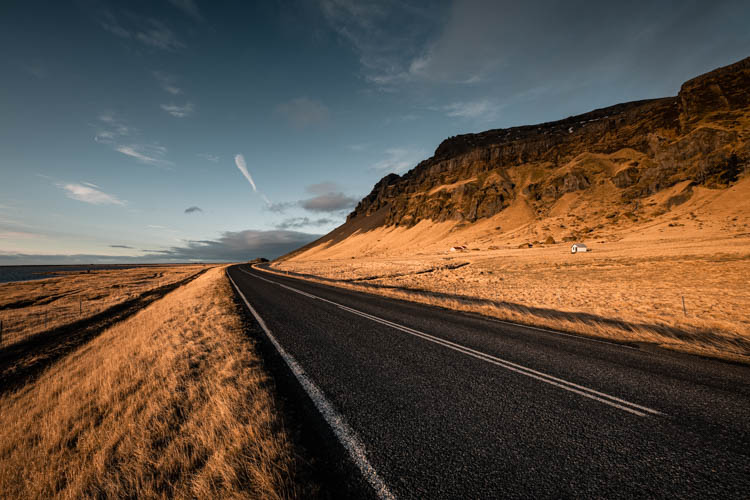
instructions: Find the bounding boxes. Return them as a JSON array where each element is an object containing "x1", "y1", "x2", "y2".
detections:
[{"x1": 227, "y1": 264, "x2": 750, "y2": 499}]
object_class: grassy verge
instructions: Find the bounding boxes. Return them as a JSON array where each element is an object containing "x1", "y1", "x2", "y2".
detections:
[
  {"x1": 266, "y1": 248, "x2": 750, "y2": 364},
  {"x1": 0, "y1": 265, "x2": 211, "y2": 348},
  {"x1": 0, "y1": 266, "x2": 304, "y2": 498}
]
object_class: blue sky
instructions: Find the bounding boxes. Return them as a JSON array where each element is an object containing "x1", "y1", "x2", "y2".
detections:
[{"x1": 1, "y1": 0, "x2": 749, "y2": 263}]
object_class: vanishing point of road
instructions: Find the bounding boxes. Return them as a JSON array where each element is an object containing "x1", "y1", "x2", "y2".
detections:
[{"x1": 227, "y1": 264, "x2": 750, "y2": 499}]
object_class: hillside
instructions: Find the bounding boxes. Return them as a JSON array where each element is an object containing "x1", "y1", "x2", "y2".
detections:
[{"x1": 282, "y1": 57, "x2": 749, "y2": 261}]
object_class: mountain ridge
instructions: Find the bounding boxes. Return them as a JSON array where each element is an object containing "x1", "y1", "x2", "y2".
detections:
[{"x1": 280, "y1": 57, "x2": 749, "y2": 261}]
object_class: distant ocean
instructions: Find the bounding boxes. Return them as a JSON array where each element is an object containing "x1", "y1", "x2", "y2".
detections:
[{"x1": 0, "y1": 265, "x2": 153, "y2": 284}]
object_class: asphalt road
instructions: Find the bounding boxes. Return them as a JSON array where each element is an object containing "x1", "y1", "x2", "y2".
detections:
[{"x1": 227, "y1": 264, "x2": 750, "y2": 499}]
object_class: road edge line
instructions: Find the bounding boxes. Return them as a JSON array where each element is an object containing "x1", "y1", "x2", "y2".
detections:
[
  {"x1": 226, "y1": 268, "x2": 396, "y2": 500},
  {"x1": 253, "y1": 264, "x2": 639, "y2": 351}
]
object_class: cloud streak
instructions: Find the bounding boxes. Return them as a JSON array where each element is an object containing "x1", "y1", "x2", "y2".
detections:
[
  {"x1": 275, "y1": 217, "x2": 335, "y2": 229},
  {"x1": 371, "y1": 147, "x2": 426, "y2": 174},
  {"x1": 198, "y1": 153, "x2": 220, "y2": 163},
  {"x1": 167, "y1": 0, "x2": 203, "y2": 21},
  {"x1": 115, "y1": 144, "x2": 172, "y2": 168},
  {"x1": 93, "y1": 113, "x2": 173, "y2": 167},
  {"x1": 161, "y1": 102, "x2": 194, "y2": 118},
  {"x1": 57, "y1": 183, "x2": 126, "y2": 206},
  {"x1": 442, "y1": 99, "x2": 499, "y2": 119},
  {"x1": 154, "y1": 71, "x2": 183, "y2": 95},
  {"x1": 98, "y1": 12, "x2": 185, "y2": 51},
  {"x1": 234, "y1": 154, "x2": 257, "y2": 191},
  {"x1": 184, "y1": 206, "x2": 203, "y2": 214},
  {"x1": 319, "y1": 0, "x2": 439, "y2": 88}
]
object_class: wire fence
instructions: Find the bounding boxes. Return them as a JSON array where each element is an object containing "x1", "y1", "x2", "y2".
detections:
[{"x1": 0, "y1": 279, "x2": 179, "y2": 349}]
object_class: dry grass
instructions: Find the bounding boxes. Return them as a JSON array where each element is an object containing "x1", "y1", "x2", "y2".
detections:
[
  {"x1": 0, "y1": 265, "x2": 209, "y2": 347},
  {"x1": 272, "y1": 174, "x2": 750, "y2": 363},
  {"x1": 270, "y1": 236, "x2": 750, "y2": 363},
  {"x1": 0, "y1": 266, "x2": 301, "y2": 499}
]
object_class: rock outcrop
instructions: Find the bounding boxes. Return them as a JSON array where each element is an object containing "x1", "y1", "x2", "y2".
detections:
[{"x1": 347, "y1": 57, "x2": 750, "y2": 228}]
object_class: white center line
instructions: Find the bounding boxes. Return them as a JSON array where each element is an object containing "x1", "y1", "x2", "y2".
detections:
[{"x1": 239, "y1": 266, "x2": 664, "y2": 418}]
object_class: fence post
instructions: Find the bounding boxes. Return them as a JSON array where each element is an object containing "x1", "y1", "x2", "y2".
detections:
[
  {"x1": 682, "y1": 296, "x2": 687, "y2": 316},
  {"x1": 80, "y1": 297, "x2": 82, "y2": 316}
]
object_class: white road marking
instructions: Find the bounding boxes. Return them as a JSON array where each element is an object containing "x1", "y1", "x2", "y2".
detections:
[
  {"x1": 263, "y1": 267, "x2": 639, "y2": 351},
  {"x1": 226, "y1": 270, "x2": 396, "y2": 500},
  {"x1": 240, "y1": 266, "x2": 664, "y2": 418}
]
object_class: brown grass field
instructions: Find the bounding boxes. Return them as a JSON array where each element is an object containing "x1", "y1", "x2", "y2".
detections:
[
  {"x1": 0, "y1": 265, "x2": 210, "y2": 348},
  {"x1": 270, "y1": 236, "x2": 750, "y2": 363},
  {"x1": 0, "y1": 266, "x2": 305, "y2": 499},
  {"x1": 270, "y1": 175, "x2": 750, "y2": 363}
]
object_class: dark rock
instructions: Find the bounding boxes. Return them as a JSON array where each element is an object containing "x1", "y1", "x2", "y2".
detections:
[{"x1": 345, "y1": 57, "x2": 750, "y2": 229}]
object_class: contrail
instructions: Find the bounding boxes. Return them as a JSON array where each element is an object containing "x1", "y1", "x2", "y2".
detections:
[{"x1": 234, "y1": 154, "x2": 257, "y2": 192}]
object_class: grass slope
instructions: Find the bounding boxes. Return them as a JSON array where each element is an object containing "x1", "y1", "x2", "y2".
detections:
[{"x1": 0, "y1": 266, "x2": 302, "y2": 499}]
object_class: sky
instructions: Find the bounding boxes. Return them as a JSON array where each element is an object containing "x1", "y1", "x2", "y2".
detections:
[{"x1": 1, "y1": 0, "x2": 749, "y2": 263}]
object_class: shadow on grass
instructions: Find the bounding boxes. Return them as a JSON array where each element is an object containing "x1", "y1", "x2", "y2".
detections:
[
  {"x1": 268, "y1": 266, "x2": 750, "y2": 358},
  {"x1": 0, "y1": 269, "x2": 209, "y2": 396}
]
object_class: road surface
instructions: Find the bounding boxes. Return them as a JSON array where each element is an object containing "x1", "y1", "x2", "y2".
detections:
[{"x1": 227, "y1": 264, "x2": 750, "y2": 499}]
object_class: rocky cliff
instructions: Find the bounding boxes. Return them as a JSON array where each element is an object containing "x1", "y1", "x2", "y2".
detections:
[{"x1": 347, "y1": 57, "x2": 750, "y2": 228}]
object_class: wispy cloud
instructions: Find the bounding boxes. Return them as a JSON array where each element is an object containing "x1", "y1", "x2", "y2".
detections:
[
  {"x1": 57, "y1": 183, "x2": 126, "y2": 206},
  {"x1": 319, "y1": 1, "x2": 439, "y2": 89},
  {"x1": 266, "y1": 201, "x2": 295, "y2": 214},
  {"x1": 234, "y1": 154, "x2": 257, "y2": 191},
  {"x1": 167, "y1": 0, "x2": 203, "y2": 21},
  {"x1": 153, "y1": 71, "x2": 183, "y2": 95},
  {"x1": 136, "y1": 19, "x2": 185, "y2": 51},
  {"x1": 94, "y1": 113, "x2": 132, "y2": 143},
  {"x1": 109, "y1": 244, "x2": 134, "y2": 249},
  {"x1": 92, "y1": 113, "x2": 173, "y2": 168},
  {"x1": 198, "y1": 153, "x2": 220, "y2": 163},
  {"x1": 371, "y1": 147, "x2": 426, "y2": 174},
  {"x1": 276, "y1": 97, "x2": 329, "y2": 128},
  {"x1": 99, "y1": 11, "x2": 132, "y2": 40},
  {"x1": 98, "y1": 11, "x2": 185, "y2": 51},
  {"x1": 442, "y1": 99, "x2": 500, "y2": 120},
  {"x1": 161, "y1": 102, "x2": 194, "y2": 118},
  {"x1": 115, "y1": 144, "x2": 172, "y2": 168},
  {"x1": 184, "y1": 206, "x2": 203, "y2": 214},
  {"x1": 275, "y1": 217, "x2": 335, "y2": 229}
]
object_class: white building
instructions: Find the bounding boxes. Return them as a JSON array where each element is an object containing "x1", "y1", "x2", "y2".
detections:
[{"x1": 571, "y1": 243, "x2": 589, "y2": 254}]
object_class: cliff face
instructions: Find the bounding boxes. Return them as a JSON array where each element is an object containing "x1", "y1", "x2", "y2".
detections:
[{"x1": 348, "y1": 57, "x2": 750, "y2": 228}]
